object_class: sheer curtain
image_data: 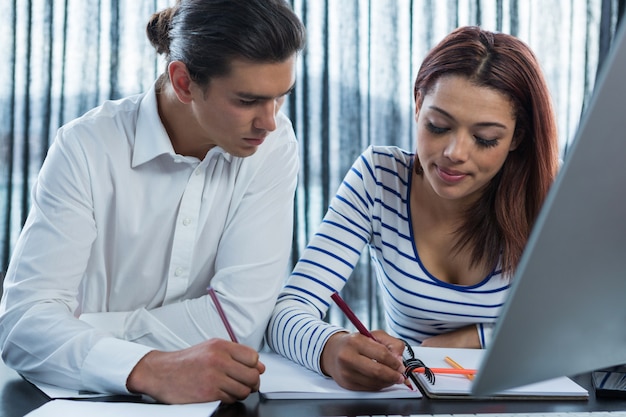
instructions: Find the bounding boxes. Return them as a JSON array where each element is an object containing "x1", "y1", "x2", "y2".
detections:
[
  {"x1": 1, "y1": 0, "x2": 623, "y2": 327},
  {"x1": 290, "y1": 0, "x2": 624, "y2": 328}
]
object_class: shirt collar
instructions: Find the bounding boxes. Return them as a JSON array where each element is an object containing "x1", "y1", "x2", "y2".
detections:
[
  {"x1": 132, "y1": 82, "x2": 233, "y2": 167},
  {"x1": 132, "y1": 83, "x2": 175, "y2": 167}
]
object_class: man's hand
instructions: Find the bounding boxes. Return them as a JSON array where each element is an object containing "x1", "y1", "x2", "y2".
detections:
[
  {"x1": 420, "y1": 325, "x2": 481, "y2": 348},
  {"x1": 319, "y1": 330, "x2": 406, "y2": 391},
  {"x1": 126, "y1": 338, "x2": 264, "y2": 404}
]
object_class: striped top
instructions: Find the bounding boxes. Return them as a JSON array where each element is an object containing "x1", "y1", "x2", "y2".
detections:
[{"x1": 266, "y1": 146, "x2": 510, "y2": 375}]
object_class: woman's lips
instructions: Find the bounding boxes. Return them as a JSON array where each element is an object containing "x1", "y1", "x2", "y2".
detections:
[{"x1": 436, "y1": 165, "x2": 467, "y2": 183}]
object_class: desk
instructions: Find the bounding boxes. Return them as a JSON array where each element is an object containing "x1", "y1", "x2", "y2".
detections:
[
  {"x1": 2, "y1": 360, "x2": 626, "y2": 417},
  {"x1": 1, "y1": 361, "x2": 48, "y2": 417}
]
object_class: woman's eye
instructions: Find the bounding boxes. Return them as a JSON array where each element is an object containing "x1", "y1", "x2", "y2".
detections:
[
  {"x1": 426, "y1": 122, "x2": 448, "y2": 134},
  {"x1": 426, "y1": 120, "x2": 500, "y2": 148},
  {"x1": 475, "y1": 136, "x2": 499, "y2": 148}
]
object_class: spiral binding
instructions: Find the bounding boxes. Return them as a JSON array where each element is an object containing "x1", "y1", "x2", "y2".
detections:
[{"x1": 401, "y1": 340, "x2": 435, "y2": 385}]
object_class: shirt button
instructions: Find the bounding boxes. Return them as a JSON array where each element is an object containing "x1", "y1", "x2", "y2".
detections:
[
  {"x1": 174, "y1": 267, "x2": 183, "y2": 277},
  {"x1": 195, "y1": 169, "x2": 202, "y2": 176},
  {"x1": 183, "y1": 218, "x2": 191, "y2": 226}
]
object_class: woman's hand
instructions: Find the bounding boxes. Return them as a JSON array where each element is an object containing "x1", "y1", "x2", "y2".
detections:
[{"x1": 319, "y1": 330, "x2": 407, "y2": 391}]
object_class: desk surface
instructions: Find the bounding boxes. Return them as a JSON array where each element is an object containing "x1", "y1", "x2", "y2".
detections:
[{"x1": 3, "y1": 361, "x2": 626, "y2": 417}]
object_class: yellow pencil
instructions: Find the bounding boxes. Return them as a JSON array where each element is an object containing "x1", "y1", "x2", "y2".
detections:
[{"x1": 444, "y1": 356, "x2": 475, "y2": 381}]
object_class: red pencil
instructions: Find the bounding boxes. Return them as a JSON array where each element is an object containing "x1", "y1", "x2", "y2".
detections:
[
  {"x1": 412, "y1": 367, "x2": 476, "y2": 376},
  {"x1": 330, "y1": 292, "x2": 414, "y2": 391},
  {"x1": 208, "y1": 287, "x2": 239, "y2": 343},
  {"x1": 330, "y1": 292, "x2": 374, "y2": 340}
]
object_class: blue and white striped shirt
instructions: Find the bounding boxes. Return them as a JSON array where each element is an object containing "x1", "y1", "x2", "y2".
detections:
[{"x1": 267, "y1": 146, "x2": 510, "y2": 375}]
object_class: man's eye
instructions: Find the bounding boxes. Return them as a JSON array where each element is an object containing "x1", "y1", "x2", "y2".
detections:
[{"x1": 239, "y1": 99, "x2": 257, "y2": 106}]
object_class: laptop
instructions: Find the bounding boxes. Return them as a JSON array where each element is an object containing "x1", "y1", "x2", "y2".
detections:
[{"x1": 471, "y1": 17, "x2": 626, "y2": 396}]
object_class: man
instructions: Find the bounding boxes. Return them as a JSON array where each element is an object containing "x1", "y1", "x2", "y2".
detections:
[{"x1": 0, "y1": 0, "x2": 305, "y2": 404}]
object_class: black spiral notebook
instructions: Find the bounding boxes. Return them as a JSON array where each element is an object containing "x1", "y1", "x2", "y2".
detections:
[
  {"x1": 257, "y1": 347, "x2": 587, "y2": 400},
  {"x1": 410, "y1": 347, "x2": 588, "y2": 400}
]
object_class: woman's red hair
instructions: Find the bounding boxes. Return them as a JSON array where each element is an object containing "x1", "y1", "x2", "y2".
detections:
[{"x1": 413, "y1": 26, "x2": 560, "y2": 278}]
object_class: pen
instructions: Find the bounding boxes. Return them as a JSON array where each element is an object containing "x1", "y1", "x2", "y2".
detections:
[
  {"x1": 444, "y1": 356, "x2": 474, "y2": 380},
  {"x1": 330, "y1": 292, "x2": 414, "y2": 391},
  {"x1": 208, "y1": 287, "x2": 239, "y2": 343}
]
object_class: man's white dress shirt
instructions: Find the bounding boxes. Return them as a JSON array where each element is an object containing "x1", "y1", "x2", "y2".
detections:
[{"x1": 0, "y1": 84, "x2": 298, "y2": 395}]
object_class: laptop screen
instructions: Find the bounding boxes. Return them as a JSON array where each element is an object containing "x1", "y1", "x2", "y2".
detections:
[{"x1": 472, "y1": 17, "x2": 626, "y2": 396}]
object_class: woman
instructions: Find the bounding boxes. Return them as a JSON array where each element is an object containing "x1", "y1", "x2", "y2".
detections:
[{"x1": 267, "y1": 26, "x2": 559, "y2": 392}]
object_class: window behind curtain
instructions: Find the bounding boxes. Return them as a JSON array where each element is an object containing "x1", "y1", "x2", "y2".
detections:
[{"x1": 0, "y1": 1, "x2": 621, "y2": 327}]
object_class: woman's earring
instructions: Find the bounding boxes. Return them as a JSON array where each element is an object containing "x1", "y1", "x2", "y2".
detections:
[{"x1": 414, "y1": 159, "x2": 424, "y2": 175}]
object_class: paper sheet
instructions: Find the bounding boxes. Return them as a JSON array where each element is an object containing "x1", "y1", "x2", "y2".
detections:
[
  {"x1": 24, "y1": 399, "x2": 220, "y2": 417},
  {"x1": 258, "y1": 351, "x2": 422, "y2": 399},
  {"x1": 28, "y1": 379, "x2": 138, "y2": 400}
]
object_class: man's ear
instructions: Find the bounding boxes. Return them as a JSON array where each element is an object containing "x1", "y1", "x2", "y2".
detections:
[{"x1": 168, "y1": 61, "x2": 194, "y2": 104}]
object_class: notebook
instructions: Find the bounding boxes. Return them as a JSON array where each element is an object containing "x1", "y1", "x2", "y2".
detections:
[
  {"x1": 258, "y1": 351, "x2": 421, "y2": 400},
  {"x1": 471, "y1": 16, "x2": 626, "y2": 397},
  {"x1": 411, "y1": 347, "x2": 588, "y2": 400}
]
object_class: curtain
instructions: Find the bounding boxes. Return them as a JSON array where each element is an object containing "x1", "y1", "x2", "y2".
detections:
[{"x1": 1, "y1": 0, "x2": 623, "y2": 328}]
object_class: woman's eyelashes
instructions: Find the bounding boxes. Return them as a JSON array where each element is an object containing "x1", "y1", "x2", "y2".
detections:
[
  {"x1": 425, "y1": 121, "x2": 499, "y2": 148},
  {"x1": 474, "y1": 136, "x2": 499, "y2": 148},
  {"x1": 426, "y1": 121, "x2": 448, "y2": 135}
]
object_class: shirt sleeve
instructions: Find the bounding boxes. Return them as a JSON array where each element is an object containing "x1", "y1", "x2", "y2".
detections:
[
  {"x1": 0, "y1": 126, "x2": 152, "y2": 394},
  {"x1": 266, "y1": 147, "x2": 377, "y2": 374}
]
